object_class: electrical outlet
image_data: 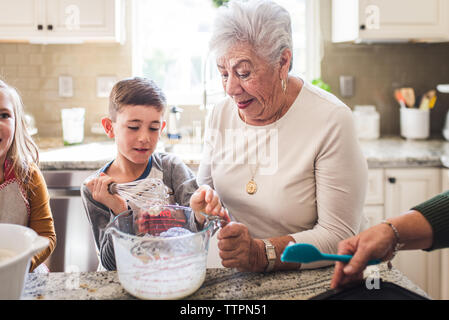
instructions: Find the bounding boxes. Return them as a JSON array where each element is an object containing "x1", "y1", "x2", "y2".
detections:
[
  {"x1": 339, "y1": 75, "x2": 355, "y2": 98},
  {"x1": 97, "y1": 76, "x2": 117, "y2": 98},
  {"x1": 59, "y1": 76, "x2": 73, "y2": 97}
]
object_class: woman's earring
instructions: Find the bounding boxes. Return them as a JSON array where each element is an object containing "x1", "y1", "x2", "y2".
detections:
[{"x1": 281, "y1": 79, "x2": 287, "y2": 94}]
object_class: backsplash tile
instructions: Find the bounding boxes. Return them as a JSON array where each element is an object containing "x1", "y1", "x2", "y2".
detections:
[
  {"x1": 0, "y1": 39, "x2": 132, "y2": 138},
  {"x1": 320, "y1": 0, "x2": 449, "y2": 137}
]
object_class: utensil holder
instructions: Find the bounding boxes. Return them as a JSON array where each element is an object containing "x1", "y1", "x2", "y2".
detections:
[{"x1": 400, "y1": 108, "x2": 429, "y2": 140}]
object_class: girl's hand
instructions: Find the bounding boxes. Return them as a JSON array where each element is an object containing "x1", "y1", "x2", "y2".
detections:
[
  {"x1": 190, "y1": 185, "x2": 230, "y2": 226},
  {"x1": 85, "y1": 173, "x2": 127, "y2": 215}
]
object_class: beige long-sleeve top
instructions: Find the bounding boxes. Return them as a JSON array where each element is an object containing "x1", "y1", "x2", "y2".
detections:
[{"x1": 197, "y1": 79, "x2": 368, "y2": 269}]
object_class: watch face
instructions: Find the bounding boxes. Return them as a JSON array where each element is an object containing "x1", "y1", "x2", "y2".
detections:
[
  {"x1": 263, "y1": 240, "x2": 276, "y2": 260},
  {"x1": 267, "y1": 250, "x2": 276, "y2": 260}
]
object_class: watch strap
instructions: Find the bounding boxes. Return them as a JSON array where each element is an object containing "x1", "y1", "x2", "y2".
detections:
[{"x1": 262, "y1": 239, "x2": 276, "y2": 272}]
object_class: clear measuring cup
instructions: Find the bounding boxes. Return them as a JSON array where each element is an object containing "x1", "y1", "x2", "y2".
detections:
[
  {"x1": 104, "y1": 205, "x2": 221, "y2": 300},
  {"x1": 61, "y1": 108, "x2": 85, "y2": 145}
]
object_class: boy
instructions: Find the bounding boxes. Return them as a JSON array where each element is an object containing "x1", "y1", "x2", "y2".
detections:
[{"x1": 81, "y1": 77, "x2": 227, "y2": 270}]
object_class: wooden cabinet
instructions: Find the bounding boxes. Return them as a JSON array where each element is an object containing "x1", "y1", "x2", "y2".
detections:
[
  {"x1": 0, "y1": 0, "x2": 124, "y2": 43},
  {"x1": 384, "y1": 168, "x2": 441, "y2": 299},
  {"x1": 332, "y1": 0, "x2": 449, "y2": 43}
]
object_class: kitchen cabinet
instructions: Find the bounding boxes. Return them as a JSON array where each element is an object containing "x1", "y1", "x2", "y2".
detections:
[
  {"x1": 332, "y1": 0, "x2": 449, "y2": 43},
  {"x1": 384, "y1": 168, "x2": 441, "y2": 299},
  {"x1": 440, "y1": 169, "x2": 449, "y2": 299},
  {"x1": 0, "y1": 0, "x2": 124, "y2": 43},
  {"x1": 363, "y1": 169, "x2": 384, "y2": 227}
]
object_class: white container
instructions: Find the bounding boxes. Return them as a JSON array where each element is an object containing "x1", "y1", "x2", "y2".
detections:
[
  {"x1": 0, "y1": 224, "x2": 49, "y2": 300},
  {"x1": 352, "y1": 105, "x2": 380, "y2": 140},
  {"x1": 400, "y1": 108, "x2": 429, "y2": 140},
  {"x1": 61, "y1": 108, "x2": 85, "y2": 145},
  {"x1": 442, "y1": 110, "x2": 449, "y2": 141}
]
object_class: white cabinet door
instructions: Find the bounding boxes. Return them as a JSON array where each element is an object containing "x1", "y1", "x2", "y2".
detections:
[
  {"x1": 385, "y1": 168, "x2": 441, "y2": 299},
  {"x1": 365, "y1": 169, "x2": 384, "y2": 205},
  {"x1": 0, "y1": 0, "x2": 44, "y2": 39},
  {"x1": 45, "y1": 0, "x2": 122, "y2": 41},
  {"x1": 359, "y1": 0, "x2": 449, "y2": 41},
  {"x1": 0, "y1": 0, "x2": 123, "y2": 43},
  {"x1": 363, "y1": 205, "x2": 384, "y2": 228},
  {"x1": 333, "y1": 0, "x2": 449, "y2": 42}
]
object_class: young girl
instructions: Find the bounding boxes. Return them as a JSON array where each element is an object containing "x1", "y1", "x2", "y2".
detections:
[{"x1": 0, "y1": 79, "x2": 56, "y2": 272}]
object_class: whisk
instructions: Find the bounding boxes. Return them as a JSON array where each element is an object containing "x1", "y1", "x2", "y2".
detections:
[
  {"x1": 107, "y1": 178, "x2": 170, "y2": 209},
  {"x1": 107, "y1": 177, "x2": 230, "y2": 223}
]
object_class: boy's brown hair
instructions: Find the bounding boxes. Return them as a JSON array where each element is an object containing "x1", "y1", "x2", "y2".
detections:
[{"x1": 108, "y1": 77, "x2": 167, "y2": 121}]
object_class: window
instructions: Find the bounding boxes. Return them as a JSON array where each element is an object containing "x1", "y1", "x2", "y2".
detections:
[{"x1": 132, "y1": 0, "x2": 321, "y2": 106}]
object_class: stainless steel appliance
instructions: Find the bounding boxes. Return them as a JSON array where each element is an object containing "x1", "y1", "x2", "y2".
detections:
[{"x1": 43, "y1": 171, "x2": 98, "y2": 272}]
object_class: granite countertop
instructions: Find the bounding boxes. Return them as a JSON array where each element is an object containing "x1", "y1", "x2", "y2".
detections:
[
  {"x1": 361, "y1": 137, "x2": 449, "y2": 168},
  {"x1": 37, "y1": 136, "x2": 449, "y2": 171},
  {"x1": 37, "y1": 137, "x2": 202, "y2": 170},
  {"x1": 22, "y1": 264, "x2": 429, "y2": 300}
]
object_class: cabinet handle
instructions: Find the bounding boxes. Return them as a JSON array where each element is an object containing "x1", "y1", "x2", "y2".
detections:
[
  {"x1": 388, "y1": 177, "x2": 396, "y2": 184},
  {"x1": 37, "y1": 24, "x2": 43, "y2": 30},
  {"x1": 360, "y1": 24, "x2": 366, "y2": 30},
  {"x1": 47, "y1": 24, "x2": 53, "y2": 31}
]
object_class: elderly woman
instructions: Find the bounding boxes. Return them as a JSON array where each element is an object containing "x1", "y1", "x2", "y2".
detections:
[{"x1": 197, "y1": 0, "x2": 368, "y2": 272}]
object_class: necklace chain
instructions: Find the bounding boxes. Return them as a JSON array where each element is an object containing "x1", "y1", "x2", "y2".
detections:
[{"x1": 242, "y1": 105, "x2": 283, "y2": 195}]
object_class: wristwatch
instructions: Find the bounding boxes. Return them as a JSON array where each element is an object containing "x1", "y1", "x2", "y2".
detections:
[{"x1": 262, "y1": 239, "x2": 276, "y2": 272}]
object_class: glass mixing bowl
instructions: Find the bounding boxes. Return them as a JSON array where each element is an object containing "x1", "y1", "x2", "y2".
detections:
[{"x1": 104, "y1": 205, "x2": 219, "y2": 300}]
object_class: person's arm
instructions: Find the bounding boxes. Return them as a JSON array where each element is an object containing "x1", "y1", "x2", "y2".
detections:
[
  {"x1": 27, "y1": 165, "x2": 56, "y2": 272},
  {"x1": 81, "y1": 180, "x2": 118, "y2": 270},
  {"x1": 196, "y1": 108, "x2": 215, "y2": 190},
  {"x1": 217, "y1": 224, "x2": 300, "y2": 272},
  {"x1": 330, "y1": 210, "x2": 433, "y2": 289},
  {"x1": 161, "y1": 154, "x2": 203, "y2": 232},
  {"x1": 288, "y1": 106, "x2": 368, "y2": 269},
  {"x1": 390, "y1": 210, "x2": 433, "y2": 250},
  {"x1": 411, "y1": 191, "x2": 449, "y2": 250}
]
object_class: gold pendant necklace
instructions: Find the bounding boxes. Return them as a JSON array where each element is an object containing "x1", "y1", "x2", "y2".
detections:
[
  {"x1": 246, "y1": 179, "x2": 257, "y2": 195},
  {"x1": 246, "y1": 166, "x2": 259, "y2": 195},
  {"x1": 243, "y1": 115, "x2": 260, "y2": 195},
  {"x1": 242, "y1": 99, "x2": 284, "y2": 195}
]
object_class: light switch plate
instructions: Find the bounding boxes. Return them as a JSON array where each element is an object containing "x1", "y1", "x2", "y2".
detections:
[
  {"x1": 97, "y1": 76, "x2": 117, "y2": 98},
  {"x1": 339, "y1": 75, "x2": 355, "y2": 98},
  {"x1": 59, "y1": 76, "x2": 73, "y2": 97}
]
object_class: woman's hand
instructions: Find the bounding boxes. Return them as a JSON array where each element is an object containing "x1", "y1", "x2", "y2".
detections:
[
  {"x1": 217, "y1": 222, "x2": 266, "y2": 272},
  {"x1": 190, "y1": 185, "x2": 230, "y2": 227},
  {"x1": 330, "y1": 223, "x2": 397, "y2": 289},
  {"x1": 85, "y1": 173, "x2": 127, "y2": 215}
]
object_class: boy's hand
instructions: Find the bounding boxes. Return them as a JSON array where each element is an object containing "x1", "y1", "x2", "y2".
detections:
[
  {"x1": 85, "y1": 173, "x2": 128, "y2": 215},
  {"x1": 190, "y1": 185, "x2": 230, "y2": 227}
]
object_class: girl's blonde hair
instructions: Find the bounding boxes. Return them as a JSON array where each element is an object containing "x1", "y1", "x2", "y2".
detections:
[{"x1": 0, "y1": 79, "x2": 39, "y2": 184}]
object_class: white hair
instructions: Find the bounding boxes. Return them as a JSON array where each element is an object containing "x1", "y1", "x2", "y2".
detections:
[{"x1": 210, "y1": 0, "x2": 293, "y2": 71}]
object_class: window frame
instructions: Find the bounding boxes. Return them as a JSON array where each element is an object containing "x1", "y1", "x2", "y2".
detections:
[{"x1": 131, "y1": 0, "x2": 322, "y2": 105}]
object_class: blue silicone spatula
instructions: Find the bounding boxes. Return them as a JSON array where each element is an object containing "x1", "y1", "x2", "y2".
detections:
[{"x1": 281, "y1": 243, "x2": 381, "y2": 265}]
